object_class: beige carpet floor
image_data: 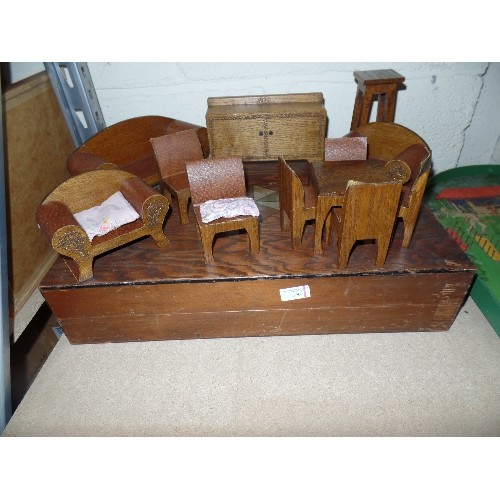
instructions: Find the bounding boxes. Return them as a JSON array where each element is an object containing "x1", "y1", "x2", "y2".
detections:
[{"x1": 3, "y1": 296, "x2": 500, "y2": 437}]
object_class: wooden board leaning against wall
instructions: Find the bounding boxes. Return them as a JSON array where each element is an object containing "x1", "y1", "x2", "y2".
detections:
[{"x1": 2, "y1": 71, "x2": 75, "y2": 338}]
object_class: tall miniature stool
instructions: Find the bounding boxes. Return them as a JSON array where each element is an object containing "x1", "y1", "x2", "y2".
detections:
[{"x1": 350, "y1": 69, "x2": 405, "y2": 131}]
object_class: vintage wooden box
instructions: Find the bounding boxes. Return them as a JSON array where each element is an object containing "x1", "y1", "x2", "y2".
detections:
[
  {"x1": 206, "y1": 93, "x2": 327, "y2": 161},
  {"x1": 38, "y1": 162, "x2": 475, "y2": 344}
]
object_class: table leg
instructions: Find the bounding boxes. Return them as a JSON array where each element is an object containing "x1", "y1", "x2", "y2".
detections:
[{"x1": 314, "y1": 198, "x2": 331, "y2": 255}]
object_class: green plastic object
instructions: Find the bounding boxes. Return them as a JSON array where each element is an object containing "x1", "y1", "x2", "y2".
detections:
[{"x1": 425, "y1": 164, "x2": 500, "y2": 336}]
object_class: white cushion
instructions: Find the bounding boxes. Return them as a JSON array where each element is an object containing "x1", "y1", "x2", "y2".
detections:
[
  {"x1": 74, "y1": 191, "x2": 140, "y2": 241},
  {"x1": 200, "y1": 197, "x2": 260, "y2": 223}
]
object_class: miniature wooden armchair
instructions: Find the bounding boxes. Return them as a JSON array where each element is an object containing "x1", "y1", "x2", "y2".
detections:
[
  {"x1": 324, "y1": 136, "x2": 368, "y2": 161},
  {"x1": 36, "y1": 169, "x2": 170, "y2": 282},
  {"x1": 395, "y1": 143, "x2": 432, "y2": 247},
  {"x1": 278, "y1": 156, "x2": 318, "y2": 248},
  {"x1": 150, "y1": 129, "x2": 205, "y2": 225},
  {"x1": 67, "y1": 115, "x2": 209, "y2": 186},
  {"x1": 185, "y1": 156, "x2": 260, "y2": 263},
  {"x1": 329, "y1": 180, "x2": 402, "y2": 269},
  {"x1": 344, "y1": 122, "x2": 428, "y2": 161}
]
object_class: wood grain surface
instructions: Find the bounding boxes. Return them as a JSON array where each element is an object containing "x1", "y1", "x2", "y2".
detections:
[{"x1": 39, "y1": 162, "x2": 476, "y2": 343}]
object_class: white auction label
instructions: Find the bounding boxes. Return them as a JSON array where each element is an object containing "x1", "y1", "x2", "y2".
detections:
[{"x1": 279, "y1": 285, "x2": 311, "y2": 301}]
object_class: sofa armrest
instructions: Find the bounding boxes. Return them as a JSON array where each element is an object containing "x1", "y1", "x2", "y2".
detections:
[
  {"x1": 119, "y1": 176, "x2": 158, "y2": 215},
  {"x1": 36, "y1": 200, "x2": 92, "y2": 259},
  {"x1": 67, "y1": 151, "x2": 116, "y2": 176},
  {"x1": 36, "y1": 201, "x2": 80, "y2": 239},
  {"x1": 120, "y1": 177, "x2": 169, "y2": 220}
]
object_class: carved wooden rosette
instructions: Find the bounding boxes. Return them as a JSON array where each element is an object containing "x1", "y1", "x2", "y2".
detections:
[
  {"x1": 385, "y1": 159, "x2": 411, "y2": 183},
  {"x1": 52, "y1": 226, "x2": 91, "y2": 262}
]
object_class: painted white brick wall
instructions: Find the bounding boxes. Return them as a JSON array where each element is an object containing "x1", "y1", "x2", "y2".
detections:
[{"x1": 8, "y1": 62, "x2": 500, "y2": 174}]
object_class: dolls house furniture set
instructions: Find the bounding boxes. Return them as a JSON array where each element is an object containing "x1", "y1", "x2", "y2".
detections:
[{"x1": 35, "y1": 70, "x2": 476, "y2": 344}]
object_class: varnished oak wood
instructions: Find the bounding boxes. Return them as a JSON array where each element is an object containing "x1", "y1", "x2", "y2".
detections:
[
  {"x1": 206, "y1": 93, "x2": 327, "y2": 161},
  {"x1": 39, "y1": 162, "x2": 475, "y2": 344}
]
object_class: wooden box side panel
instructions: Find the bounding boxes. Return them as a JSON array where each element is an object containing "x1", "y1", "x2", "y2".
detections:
[
  {"x1": 3, "y1": 72, "x2": 75, "y2": 313},
  {"x1": 42, "y1": 273, "x2": 474, "y2": 344}
]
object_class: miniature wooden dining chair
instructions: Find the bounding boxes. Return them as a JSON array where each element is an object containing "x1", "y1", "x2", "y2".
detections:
[
  {"x1": 324, "y1": 136, "x2": 368, "y2": 161},
  {"x1": 329, "y1": 180, "x2": 402, "y2": 269},
  {"x1": 150, "y1": 129, "x2": 205, "y2": 225},
  {"x1": 185, "y1": 156, "x2": 260, "y2": 263},
  {"x1": 395, "y1": 143, "x2": 432, "y2": 247},
  {"x1": 344, "y1": 122, "x2": 428, "y2": 161},
  {"x1": 278, "y1": 156, "x2": 319, "y2": 249}
]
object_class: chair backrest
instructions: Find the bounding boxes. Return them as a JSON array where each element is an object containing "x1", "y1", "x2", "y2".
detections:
[
  {"x1": 278, "y1": 156, "x2": 306, "y2": 216},
  {"x1": 42, "y1": 169, "x2": 136, "y2": 214},
  {"x1": 186, "y1": 156, "x2": 247, "y2": 206},
  {"x1": 150, "y1": 129, "x2": 204, "y2": 179},
  {"x1": 345, "y1": 122, "x2": 428, "y2": 161},
  {"x1": 324, "y1": 136, "x2": 368, "y2": 161},
  {"x1": 342, "y1": 180, "x2": 402, "y2": 240}
]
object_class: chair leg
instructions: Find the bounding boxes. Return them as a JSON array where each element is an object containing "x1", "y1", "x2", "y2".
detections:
[
  {"x1": 76, "y1": 257, "x2": 94, "y2": 282},
  {"x1": 199, "y1": 226, "x2": 215, "y2": 263},
  {"x1": 291, "y1": 218, "x2": 304, "y2": 249},
  {"x1": 326, "y1": 212, "x2": 336, "y2": 246},
  {"x1": 177, "y1": 191, "x2": 191, "y2": 225},
  {"x1": 280, "y1": 209, "x2": 289, "y2": 231},
  {"x1": 247, "y1": 218, "x2": 260, "y2": 255},
  {"x1": 160, "y1": 183, "x2": 173, "y2": 205},
  {"x1": 402, "y1": 222, "x2": 415, "y2": 248},
  {"x1": 337, "y1": 235, "x2": 355, "y2": 269},
  {"x1": 150, "y1": 228, "x2": 170, "y2": 248},
  {"x1": 375, "y1": 235, "x2": 391, "y2": 267},
  {"x1": 401, "y1": 213, "x2": 418, "y2": 248}
]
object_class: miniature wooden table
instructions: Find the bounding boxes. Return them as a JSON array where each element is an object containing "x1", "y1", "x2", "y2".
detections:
[{"x1": 310, "y1": 159, "x2": 410, "y2": 254}]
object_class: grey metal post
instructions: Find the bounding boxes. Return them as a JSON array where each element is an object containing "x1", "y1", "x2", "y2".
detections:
[
  {"x1": 0, "y1": 67, "x2": 12, "y2": 432},
  {"x1": 44, "y1": 62, "x2": 106, "y2": 147}
]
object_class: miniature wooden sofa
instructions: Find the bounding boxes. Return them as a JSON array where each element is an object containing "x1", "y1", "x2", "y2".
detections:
[
  {"x1": 36, "y1": 169, "x2": 170, "y2": 283},
  {"x1": 67, "y1": 115, "x2": 209, "y2": 186},
  {"x1": 344, "y1": 122, "x2": 428, "y2": 161}
]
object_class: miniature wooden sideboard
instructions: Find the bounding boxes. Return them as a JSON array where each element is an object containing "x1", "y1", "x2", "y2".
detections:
[{"x1": 206, "y1": 93, "x2": 327, "y2": 161}]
